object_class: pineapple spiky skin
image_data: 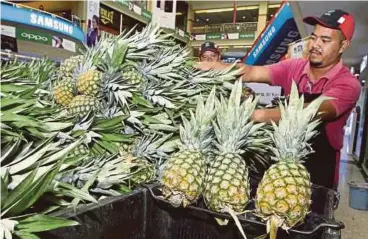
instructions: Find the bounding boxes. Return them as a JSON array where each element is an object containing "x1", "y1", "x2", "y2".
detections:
[
  {"x1": 53, "y1": 77, "x2": 75, "y2": 106},
  {"x1": 77, "y1": 69, "x2": 103, "y2": 96},
  {"x1": 68, "y1": 95, "x2": 101, "y2": 117},
  {"x1": 161, "y1": 150, "x2": 206, "y2": 206},
  {"x1": 59, "y1": 55, "x2": 84, "y2": 78},
  {"x1": 68, "y1": 144, "x2": 90, "y2": 158},
  {"x1": 204, "y1": 153, "x2": 250, "y2": 213},
  {"x1": 130, "y1": 159, "x2": 155, "y2": 186},
  {"x1": 255, "y1": 161, "x2": 312, "y2": 228},
  {"x1": 122, "y1": 68, "x2": 144, "y2": 85}
]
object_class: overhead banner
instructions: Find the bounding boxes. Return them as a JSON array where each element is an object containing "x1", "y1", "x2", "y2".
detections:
[
  {"x1": 17, "y1": 27, "x2": 52, "y2": 45},
  {"x1": 113, "y1": 0, "x2": 152, "y2": 20},
  {"x1": 244, "y1": 2, "x2": 301, "y2": 66},
  {"x1": 1, "y1": 25, "x2": 18, "y2": 52},
  {"x1": 152, "y1": 0, "x2": 177, "y2": 30},
  {"x1": 52, "y1": 36, "x2": 76, "y2": 52},
  {"x1": 0, "y1": 1, "x2": 84, "y2": 42},
  {"x1": 86, "y1": 0, "x2": 100, "y2": 47},
  {"x1": 100, "y1": 4, "x2": 121, "y2": 35},
  {"x1": 195, "y1": 32, "x2": 256, "y2": 41}
]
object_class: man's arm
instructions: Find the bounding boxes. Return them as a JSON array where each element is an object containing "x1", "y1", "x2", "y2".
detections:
[
  {"x1": 194, "y1": 61, "x2": 272, "y2": 84},
  {"x1": 251, "y1": 101, "x2": 338, "y2": 123}
]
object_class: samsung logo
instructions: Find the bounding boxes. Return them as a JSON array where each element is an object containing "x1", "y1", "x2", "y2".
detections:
[
  {"x1": 252, "y1": 26, "x2": 276, "y2": 59},
  {"x1": 30, "y1": 13, "x2": 73, "y2": 35}
]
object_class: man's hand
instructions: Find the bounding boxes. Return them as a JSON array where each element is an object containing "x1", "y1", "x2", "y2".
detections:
[{"x1": 193, "y1": 61, "x2": 229, "y2": 71}]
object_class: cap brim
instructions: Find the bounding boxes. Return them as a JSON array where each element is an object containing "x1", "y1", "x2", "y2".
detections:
[
  {"x1": 303, "y1": 16, "x2": 339, "y2": 29},
  {"x1": 200, "y1": 48, "x2": 219, "y2": 55}
]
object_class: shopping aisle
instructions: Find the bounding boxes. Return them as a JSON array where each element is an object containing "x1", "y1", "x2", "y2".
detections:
[{"x1": 334, "y1": 157, "x2": 368, "y2": 239}]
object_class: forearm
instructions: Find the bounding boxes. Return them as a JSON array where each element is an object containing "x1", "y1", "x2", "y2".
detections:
[
  {"x1": 252, "y1": 108, "x2": 281, "y2": 123},
  {"x1": 252, "y1": 101, "x2": 337, "y2": 124},
  {"x1": 236, "y1": 64, "x2": 272, "y2": 84}
]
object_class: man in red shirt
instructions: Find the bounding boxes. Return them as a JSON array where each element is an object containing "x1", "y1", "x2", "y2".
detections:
[{"x1": 195, "y1": 9, "x2": 362, "y2": 190}]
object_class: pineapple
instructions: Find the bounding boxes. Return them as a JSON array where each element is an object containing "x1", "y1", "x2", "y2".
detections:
[
  {"x1": 68, "y1": 144, "x2": 90, "y2": 157},
  {"x1": 53, "y1": 77, "x2": 75, "y2": 106},
  {"x1": 122, "y1": 67, "x2": 144, "y2": 85},
  {"x1": 255, "y1": 82, "x2": 330, "y2": 238},
  {"x1": 77, "y1": 69, "x2": 103, "y2": 96},
  {"x1": 203, "y1": 80, "x2": 263, "y2": 220},
  {"x1": 59, "y1": 55, "x2": 84, "y2": 78},
  {"x1": 67, "y1": 95, "x2": 101, "y2": 117},
  {"x1": 160, "y1": 88, "x2": 217, "y2": 207}
]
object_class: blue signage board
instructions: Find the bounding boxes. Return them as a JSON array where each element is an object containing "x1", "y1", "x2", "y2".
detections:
[
  {"x1": 244, "y1": 2, "x2": 301, "y2": 66},
  {"x1": 1, "y1": 2, "x2": 85, "y2": 42}
]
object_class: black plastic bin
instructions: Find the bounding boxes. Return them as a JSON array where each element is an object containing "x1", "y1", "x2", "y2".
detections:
[
  {"x1": 41, "y1": 183, "x2": 343, "y2": 239},
  {"x1": 40, "y1": 189, "x2": 148, "y2": 239}
]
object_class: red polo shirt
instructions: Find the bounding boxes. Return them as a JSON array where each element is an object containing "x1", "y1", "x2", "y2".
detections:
[
  {"x1": 267, "y1": 58, "x2": 361, "y2": 183},
  {"x1": 268, "y1": 58, "x2": 361, "y2": 150}
]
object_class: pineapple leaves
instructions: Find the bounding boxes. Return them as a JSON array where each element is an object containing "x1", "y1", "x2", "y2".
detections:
[
  {"x1": 51, "y1": 182, "x2": 98, "y2": 204},
  {"x1": 270, "y1": 81, "x2": 332, "y2": 161},
  {"x1": 3, "y1": 160, "x2": 64, "y2": 216},
  {"x1": 1, "y1": 176, "x2": 9, "y2": 207},
  {"x1": 2, "y1": 169, "x2": 38, "y2": 211},
  {"x1": 16, "y1": 214, "x2": 78, "y2": 233}
]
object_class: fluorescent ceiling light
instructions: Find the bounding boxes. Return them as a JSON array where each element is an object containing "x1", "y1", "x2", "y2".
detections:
[{"x1": 268, "y1": 4, "x2": 281, "y2": 8}]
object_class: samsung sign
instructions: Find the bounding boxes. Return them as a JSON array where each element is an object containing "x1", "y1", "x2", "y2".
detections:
[
  {"x1": 1, "y1": 2, "x2": 84, "y2": 42},
  {"x1": 244, "y1": 2, "x2": 300, "y2": 66},
  {"x1": 30, "y1": 13, "x2": 73, "y2": 35}
]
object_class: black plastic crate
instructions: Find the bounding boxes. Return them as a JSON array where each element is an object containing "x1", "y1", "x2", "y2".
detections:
[
  {"x1": 145, "y1": 182, "x2": 343, "y2": 239},
  {"x1": 39, "y1": 188, "x2": 147, "y2": 239},
  {"x1": 40, "y1": 184, "x2": 343, "y2": 239}
]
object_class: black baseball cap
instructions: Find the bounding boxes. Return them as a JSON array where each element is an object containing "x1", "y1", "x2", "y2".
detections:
[
  {"x1": 303, "y1": 9, "x2": 355, "y2": 41},
  {"x1": 199, "y1": 41, "x2": 220, "y2": 55}
]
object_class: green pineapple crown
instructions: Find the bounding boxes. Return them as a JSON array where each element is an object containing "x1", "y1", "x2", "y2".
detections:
[
  {"x1": 213, "y1": 80, "x2": 262, "y2": 154},
  {"x1": 269, "y1": 81, "x2": 332, "y2": 162},
  {"x1": 179, "y1": 87, "x2": 217, "y2": 153}
]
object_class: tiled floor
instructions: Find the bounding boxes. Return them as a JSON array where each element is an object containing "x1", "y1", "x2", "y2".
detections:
[{"x1": 334, "y1": 140, "x2": 368, "y2": 239}]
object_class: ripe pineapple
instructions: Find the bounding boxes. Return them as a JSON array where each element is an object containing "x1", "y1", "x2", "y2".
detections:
[
  {"x1": 122, "y1": 67, "x2": 144, "y2": 85},
  {"x1": 68, "y1": 95, "x2": 101, "y2": 117},
  {"x1": 59, "y1": 55, "x2": 84, "y2": 78},
  {"x1": 77, "y1": 69, "x2": 103, "y2": 96},
  {"x1": 203, "y1": 80, "x2": 262, "y2": 217},
  {"x1": 160, "y1": 88, "x2": 217, "y2": 207},
  {"x1": 53, "y1": 77, "x2": 75, "y2": 106},
  {"x1": 255, "y1": 82, "x2": 330, "y2": 238}
]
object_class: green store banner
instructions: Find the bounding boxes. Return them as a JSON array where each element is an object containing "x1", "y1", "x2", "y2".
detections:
[
  {"x1": 16, "y1": 28, "x2": 51, "y2": 45},
  {"x1": 114, "y1": 0, "x2": 152, "y2": 20},
  {"x1": 206, "y1": 33, "x2": 221, "y2": 40},
  {"x1": 195, "y1": 32, "x2": 256, "y2": 41},
  {"x1": 239, "y1": 32, "x2": 255, "y2": 40}
]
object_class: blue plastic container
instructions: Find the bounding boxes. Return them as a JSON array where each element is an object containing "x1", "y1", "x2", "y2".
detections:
[{"x1": 348, "y1": 181, "x2": 368, "y2": 210}]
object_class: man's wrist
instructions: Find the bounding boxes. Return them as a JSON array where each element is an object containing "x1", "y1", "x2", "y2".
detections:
[{"x1": 251, "y1": 109, "x2": 264, "y2": 122}]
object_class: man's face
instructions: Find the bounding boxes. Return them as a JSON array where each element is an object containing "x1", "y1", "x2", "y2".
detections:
[
  {"x1": 308, "y1": 24, "x2": 348, "y2": 68},
  {"x1": 200, "y1": 51, "x2": 220, "y2": 62}
]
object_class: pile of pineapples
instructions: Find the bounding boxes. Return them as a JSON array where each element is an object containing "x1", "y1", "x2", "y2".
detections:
[
  {"x1": 0, "y1": 23, "x2": 329, "y2": 239},
  {"x1": 160, "y1": 78, "x2": 329, "y2": 239}
]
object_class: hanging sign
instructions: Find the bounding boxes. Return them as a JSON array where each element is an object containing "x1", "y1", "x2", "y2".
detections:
[{"x1": 244, "y1": 2, "x2": 301, "y2": 65}]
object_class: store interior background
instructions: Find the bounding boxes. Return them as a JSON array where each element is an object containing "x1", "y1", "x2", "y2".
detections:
[{"x1": 2, "y1": 1, "x2": 368, "y2": 238}]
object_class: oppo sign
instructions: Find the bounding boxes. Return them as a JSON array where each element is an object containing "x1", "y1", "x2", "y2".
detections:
[
  {"x1": 21, "y1": 32, "x2": 48, "y2": 42},
  {"x1": 17, "y1": 28, "x2": 51, "y2": 45}
]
